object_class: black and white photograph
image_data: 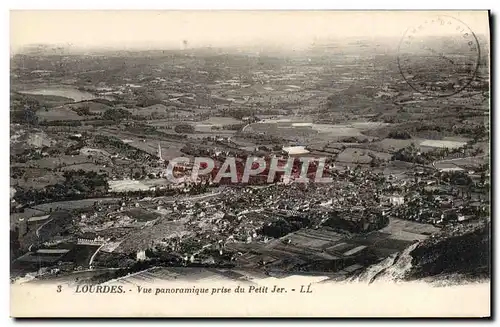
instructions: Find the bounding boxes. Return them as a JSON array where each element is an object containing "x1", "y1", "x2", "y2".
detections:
[{"x1": 9, "y1": 10, "x2": 491, "y2": 317}]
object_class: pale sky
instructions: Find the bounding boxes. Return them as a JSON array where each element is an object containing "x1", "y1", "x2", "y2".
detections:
[{"x1": 10, "y1": 10, "x2": 490, "y2": 52}]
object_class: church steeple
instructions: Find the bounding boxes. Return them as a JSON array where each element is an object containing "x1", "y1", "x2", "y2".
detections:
[{"x1": 158, "y1": 143, "x2": 164, "y2": 163}]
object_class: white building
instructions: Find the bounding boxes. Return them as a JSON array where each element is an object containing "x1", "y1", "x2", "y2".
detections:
[
  {"x1": 136, "y1": 250, "x2": 147, "y2": 261},
  {"x1": 389, "y1": 196, "x2": 405, "y2": 206},
  {"x1": 282, "y1": 146, "x2": 310, "y2": 155}
]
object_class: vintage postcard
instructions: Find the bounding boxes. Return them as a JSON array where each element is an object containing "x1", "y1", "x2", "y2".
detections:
[{"x1": 10, "y1": 10, "x2": 490, "y2": 317}]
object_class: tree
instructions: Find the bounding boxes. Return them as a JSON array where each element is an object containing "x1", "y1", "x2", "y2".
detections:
[
  {"x1": 387, "y1": 131, "x2": 411, "y2": 140},
  {"x1": 174, "y1": 124, "x2": 195, "y2": 134},
  {"x1": 74, "y1": 104, "x2": 91, "y2": 116},
  {"x1": 11, "y1": 107, "x2": 38, "y2": 125},
  {"x1": 102, "y1": 108, "x2": 132, "y2": 121}
]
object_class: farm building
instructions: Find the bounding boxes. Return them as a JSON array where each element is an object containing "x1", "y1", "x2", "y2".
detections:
[{"x1": 282, "y1": 146, "x2": 310, "y2": 155}]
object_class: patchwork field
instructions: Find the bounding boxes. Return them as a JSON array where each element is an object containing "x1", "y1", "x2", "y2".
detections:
[
  {"x1": 335, "y1": 148, "x2": 392, "y2": 164},
  {"x1": 12, "y1": 171, "x2": 64, "y2": 190},
  {"x1": 36, "y1": 107, "x2": 85, "y2": 121},
  {"x1": 336, "y1": 148, "x2": 372, "y2": 164},
  {"x1": 420, "y1": 139, "x2": 467, "y2": 149},
  {"x1": 31, "y1": 198, "x2": 120, "y2": 213},
  {"x1": 97, "y1": 128, "x2": 186, "y2": 160},
  {"x1": 60, "y1": 163, "x2": 112, "y2": 174},
  {"x1": 245, "y1": 121, "x2": 392, "y2": 143},
  {"x1": 26, "y1": 155, "x2": 92, "y2": 169},
  {"x1": 126, "y1": 104, "x2": 173, "y2": 117},
  {"x1": 108, "y1": 178, "x2": 171, "y2": 193},
  {"x1": 434, "y1": 156, "x2": 487, "y2": 170}
]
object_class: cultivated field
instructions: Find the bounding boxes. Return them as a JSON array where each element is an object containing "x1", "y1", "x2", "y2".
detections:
[
  {"x1": 31, "y1": 198, "x2": 120, "y2": 213},
  {"x1": 108, "y1": 178, "x2": 171, "y2": 193}
]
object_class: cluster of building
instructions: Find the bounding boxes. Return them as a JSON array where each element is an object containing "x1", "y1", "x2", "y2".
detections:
[{"x1": 117, "y1": 158, "x2": 488, "y2": 268}]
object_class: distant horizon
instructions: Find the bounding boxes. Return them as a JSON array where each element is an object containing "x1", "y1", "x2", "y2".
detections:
[
  {"x1": 11, "y1": 11, "x2": 490, "y2": 55},
  {"x1": 12, "y1": 36, "x2": 402, "y2": 54},
  {"x1": 11, "y1": 33, "x2": 491, "y2": 58}
]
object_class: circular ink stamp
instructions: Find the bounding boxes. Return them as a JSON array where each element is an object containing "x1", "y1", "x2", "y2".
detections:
[{"x1": 397, "y1": 15, "x2": 480, "y2": 97}]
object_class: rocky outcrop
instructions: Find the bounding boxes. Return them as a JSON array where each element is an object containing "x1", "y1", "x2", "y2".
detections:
[{"x1": 353, "y1": 219, "x2": 490, "y2": 284}]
